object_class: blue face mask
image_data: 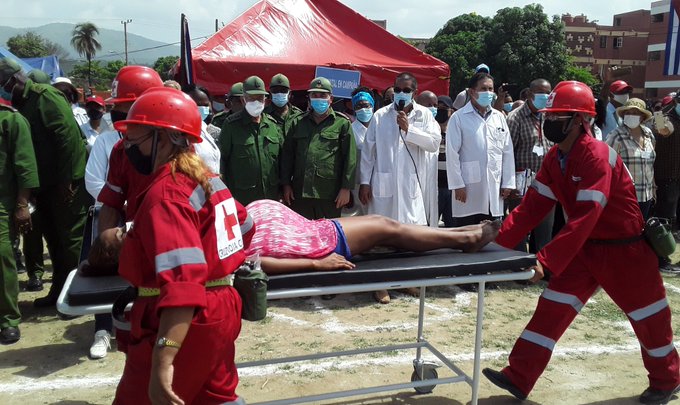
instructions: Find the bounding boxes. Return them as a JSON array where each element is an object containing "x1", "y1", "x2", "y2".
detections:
[
  {"x1": 310, "y1": 98, "x2": 330, "y2": 115},
  {"x1": 0, "y1": 80, "x2": 11, "y2": 101},
  {"x1": 271, "y1": 92, "x2": 289, "y2": 108},
  {"x1": 355, "y1": 107, "x2": 373, "y2": 123},
  {"x1": 475, "y1": 91, "x2": 495, "y2": 108},
  {"x1": 675, "y1": 104, "x2": 680, "y2": 116},
  {"x1": 428, "y1": 106, "x2": 437, "y2": 116},
  {"x1": 198, "y1": 106, "x2": 210, "y2": 121},
  {"x1": 532, "y1": 93, "x2": 550, "y2": 110},
  {"x1": 393, "y1": 92, "x2": 412, "y2": 109},
  {"x1": 503, "y1": 103, "x2": 513, "y2": 112}
]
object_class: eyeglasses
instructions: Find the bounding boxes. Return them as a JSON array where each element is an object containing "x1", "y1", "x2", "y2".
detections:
[
  {"x1": 545, "y1": 115, "x2": 574, "y2": 122},
  {"x1": 393, "y1": 87, "x2": 413, "y2": 94},
  {"x1": 124, "y1": 131, "x2": 154, "y2": 149}
]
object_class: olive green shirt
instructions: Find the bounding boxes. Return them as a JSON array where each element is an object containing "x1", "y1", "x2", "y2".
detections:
[
  {"x1": 212, "y1": 110, "x2": 231, "y2": 129},
  {"x1": 14, "y1": 79, "x2": 86, "y2": 186},
  {"x1": 0, "y1": 107, "x2": 40, "y2": 214},
  {"x1": 220, "y1": 111, "x2": 284, "y2": 205},
  {"x1": 280, "y1": 109, "x2": 356, "y2": 200},
  {"x1": 264, "y1": 103, "x2": 303, "y2": 136}
]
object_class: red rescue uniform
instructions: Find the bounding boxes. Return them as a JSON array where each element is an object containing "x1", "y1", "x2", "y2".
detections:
[
  {"x1": 97, "y1": 140, "x2": 151, "y2": 220},
  {"x1": 496, "y1": 133, "x2": 680, "y2": 396},
  {"x1": 113, "y1": 164, "x2": 255, "y2": 405}
]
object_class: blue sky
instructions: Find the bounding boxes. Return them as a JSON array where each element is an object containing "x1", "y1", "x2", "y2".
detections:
[{"x1": 1, "y1": 0, "x2": 651, "y2": 44}]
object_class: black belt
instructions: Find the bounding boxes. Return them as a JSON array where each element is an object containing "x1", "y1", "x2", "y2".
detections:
[{"x1": 588, "y1": 234, "x2": 644, "y2": 245}]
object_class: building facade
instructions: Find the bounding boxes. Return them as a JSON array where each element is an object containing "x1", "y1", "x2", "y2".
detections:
[{"x1": 645, "y1": 0, "x2": 680, "y2": 99}]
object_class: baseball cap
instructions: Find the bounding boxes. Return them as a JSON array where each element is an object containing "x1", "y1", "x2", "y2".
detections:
[
  {"x1": 438, "y1": 95, "x2": 453, "y2": 109},
  {"x1": 609, "y1": 80, "x2": 633, "y2": 94},
  {"x1": 243, "y1": 76, "x2": 268, "y2": 95},
  {"x1": 475, "y1": 64, "x2": 490, "y2": 74},
  {"x1": 270, "y1": 73, "x2": 290, "y2": 89},
  {"x1": 0, "y1": 57, "x2": 22, "y2": 81},
  {"x1": 85, "y1": 95, "x2": 106, "y2": 107},
  {"x1": 308, "y1": 77, "x2": 332, "y2": 93}
]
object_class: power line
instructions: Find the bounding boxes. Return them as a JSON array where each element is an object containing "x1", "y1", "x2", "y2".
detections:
[{"x1": 92, "y1": 34, "x2": 211, "y2": 60}]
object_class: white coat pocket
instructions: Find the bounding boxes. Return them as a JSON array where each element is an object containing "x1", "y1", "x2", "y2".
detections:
[
  {"x1": 408, "y1": 173, "x2": 420, "y2": 199},
  {"x1": 374, "y1": 172, "x2": 393, "y2": 198},
  {"x1": 461, "y1": 161, "x2": 481, "y2": 184}
]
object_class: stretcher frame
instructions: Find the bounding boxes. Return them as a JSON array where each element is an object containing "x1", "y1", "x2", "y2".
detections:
[{"x1": 57, "y1": 266, "x2": 533, "y2": 405}]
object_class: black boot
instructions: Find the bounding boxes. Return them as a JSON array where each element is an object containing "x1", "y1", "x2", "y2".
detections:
[
  {"x1": 482, "y1": 368, "x2": 527, "y2": 400},
  {"x1": 639, "y1": 384, "x2": 680, "y2": 404},
  {"x1": 0, "y1": 327, "x2": 21, "y2": 344}
]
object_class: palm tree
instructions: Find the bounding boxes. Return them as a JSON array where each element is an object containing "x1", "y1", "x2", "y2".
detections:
[{"x1": 71, "y1": 22, "x2": 102, "y2": 87}]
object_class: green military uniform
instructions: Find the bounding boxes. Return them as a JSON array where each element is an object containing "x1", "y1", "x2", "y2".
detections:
[
  {"x1": 220, "y1": 76, "x2": 284, "y2": 205},
  {"x1": 265, "y1": 73, "x2": 303, "y2": 136},
  {"x1": 213, "y1": 82, "x2": 244, "y2": 129},
  {"x1": 13, "y1": 78, "x2": 90, "y2": 304},
  {"x1": 0, "y1": 106, "x2": 39, "y2": 329},
  {"x1": 280, "y1": 78, "x2": 356, "y2": 219}
]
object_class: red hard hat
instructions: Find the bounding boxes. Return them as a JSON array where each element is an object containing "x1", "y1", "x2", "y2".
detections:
[
  {"x1": 540, "y1": 81, "x2": 596, "y2": 115},
  {"x1": 609, "y1": 80, "x2": 633, "y2": 94},
  {"x1": 106, "y1": 65, "x2": 163, "y2": 104},
  {"x1": 662, "y1": 95, "x2": 674, "y2": 106},
  {"x1": 113, "y1": 87, "x2": 203, "y2": 143}
]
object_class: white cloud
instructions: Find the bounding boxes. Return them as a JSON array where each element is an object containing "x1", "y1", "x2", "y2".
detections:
[{"x1": 0, "y1": 0, "x2": 656, "y2": 44}]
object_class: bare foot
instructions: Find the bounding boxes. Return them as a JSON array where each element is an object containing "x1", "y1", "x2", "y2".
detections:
[
  {"x1": 462, "y1": 220, "x2": 501, "y2": 253},
  {"x1": 374, "y1": 290, "x2": 390, "y2": 304}
]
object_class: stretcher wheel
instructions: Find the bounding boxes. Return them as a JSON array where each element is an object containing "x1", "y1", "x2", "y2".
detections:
[{"x1": 411, "y1": 365, "x2": 438, "y2": 394}]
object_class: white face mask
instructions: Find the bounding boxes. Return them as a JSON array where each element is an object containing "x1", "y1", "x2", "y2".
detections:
[
  {"x1": 623, "y1": 114, "x2": 641, "y2": 129},
  {"x1": 613, "y1": 93, "x2": 630, "y2": 104},
  {"x1": 245, "y1": 100, "x2": 265, "y2": 117}
]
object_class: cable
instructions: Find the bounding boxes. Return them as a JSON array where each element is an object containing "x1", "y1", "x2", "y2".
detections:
[
  {"x1": 398, "y1": 126, "x2": 430, "y2": 227},
  {"x1": 92, "y1": 34, "x2": 211, "y2": 60}
]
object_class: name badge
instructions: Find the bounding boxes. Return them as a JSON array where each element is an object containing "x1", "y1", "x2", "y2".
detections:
[
  {"x1": 640, "y1": 150, "x2": 652, "y2": 159},
  {"x1": 532, "y1": 145, "x2": 544, "y2": 156}
]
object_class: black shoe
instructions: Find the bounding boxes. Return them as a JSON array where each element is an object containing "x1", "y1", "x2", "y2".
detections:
[
  {"x1": 0, "y1": 327, "x2": 20, "y2": 344},
  {"x1": 639, "y1": 384, "x2": 680, "y2": 404},
  {"x1": 659, "y1": 263, "x2": 680, "y2": 274},
  {"x1": 482, "y1": 368, "x2": 527, "y2": 400},
  {"x1": 16, "y1": 263, "x2": 26, "y2": 274},
  {"x1": 26, "y1": 276, "x2": 43, "y2": 292},
  {"x1": 33, "y1": 295, "x2": 57, "y2": 308}
]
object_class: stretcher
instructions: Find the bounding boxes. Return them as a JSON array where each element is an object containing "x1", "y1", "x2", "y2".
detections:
[{"x1": 57, "y1": 241, "x2": 534, "y2": 405}]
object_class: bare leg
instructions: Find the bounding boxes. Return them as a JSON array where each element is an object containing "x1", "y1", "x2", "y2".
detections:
[{"x1": 336, "y1": 215, "x2": 500, "y2": 256}]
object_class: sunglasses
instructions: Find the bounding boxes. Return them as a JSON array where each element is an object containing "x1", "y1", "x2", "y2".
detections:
[
  {"x1": 394, "y1": 87, "x2": 413, "y2": 94},
  {"x1": 545, "y1": 115, "x2": 574, "y2": 122}
]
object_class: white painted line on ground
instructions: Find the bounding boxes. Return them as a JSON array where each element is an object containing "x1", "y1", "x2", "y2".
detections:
[
  {"x1": 4, "y1": 341, "x2": 678, "y2": 393},
  {"x1": 665, "y1": 282, "x2": 680, "y2": 295}
]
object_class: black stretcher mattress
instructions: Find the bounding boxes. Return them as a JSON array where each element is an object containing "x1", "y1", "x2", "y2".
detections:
[{"x1": 66, "y1": 243, "x2": 535, "y2": 307}]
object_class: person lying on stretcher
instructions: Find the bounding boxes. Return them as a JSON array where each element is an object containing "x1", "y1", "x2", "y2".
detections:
[{"x1": 90, "y1": 199, "x2": 500, "y2": 275}]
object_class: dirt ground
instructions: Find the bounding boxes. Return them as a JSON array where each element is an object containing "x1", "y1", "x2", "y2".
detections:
[{"x1": 1, "y1": 261, "x2": 679, "y2": 405}]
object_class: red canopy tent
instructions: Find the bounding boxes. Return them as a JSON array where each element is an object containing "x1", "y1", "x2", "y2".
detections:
[{"x1": 189, "y1": 0, "x2": 450, "y2": 97}]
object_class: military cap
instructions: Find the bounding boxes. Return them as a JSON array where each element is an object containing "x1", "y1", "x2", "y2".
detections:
[
  {"x1": 308, "y1": 77, "x2": 332, "y2": 93},
  {"x1": 270, "y1": 73, "x2": 290, "y2": 89},
  {"x1": 0, "y1": 57, "x2": 22, "y2": 81},
  {"x1": 243, "y1": 76, "x2": 268, "y2": 95},
  {"x1": 27, "y1": 69, "x2": 51, "y2": 84},
  {"x1": 228, "y1": 82, "x2": 244, "y2": 98}
]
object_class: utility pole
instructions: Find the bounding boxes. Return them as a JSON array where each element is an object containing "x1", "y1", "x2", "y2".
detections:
[
  {"x1": 215, "y1": 19, "x2": 218, "y2": 33},
  {"x1": 121, "y1": 19, "x2": 132, "y2": 65}
]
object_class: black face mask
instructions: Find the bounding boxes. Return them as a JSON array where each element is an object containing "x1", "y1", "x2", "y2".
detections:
[
  {"x1": 87, "y1": 109, "x2": 104, "y2": 120},
  {"x1": 543, "y1": 116, "x2": 574, "y2": 144},
  {"x1": 110, "y1": 110, "x2": 128, "y2": 123},
  {"x1": 204, "y1": 113, "x2": 214, "y2": 125},
  {"x1": 435, "y1": 108, "x2": 449, "y2": 123},
  {"x1": 124, "y1": 131, "x2": 158, "y2": 175}
]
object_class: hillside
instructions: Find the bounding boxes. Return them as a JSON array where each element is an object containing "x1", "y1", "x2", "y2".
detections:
[{"x1": 0, "y1": 23, "x2": 180, "y2": 66}]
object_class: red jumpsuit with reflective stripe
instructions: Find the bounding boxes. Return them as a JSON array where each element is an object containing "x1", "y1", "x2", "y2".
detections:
[
  {"x1": 113, "y1": 164, "x2": 255, "y2": 405},
  {"x1": 496, "y1": 133, "x2": 679, "y2": 396}
]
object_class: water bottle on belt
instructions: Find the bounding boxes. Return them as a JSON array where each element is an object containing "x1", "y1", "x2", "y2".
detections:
[{"x1": 644, "y1": 217, "x2": 676, "y2": 258}]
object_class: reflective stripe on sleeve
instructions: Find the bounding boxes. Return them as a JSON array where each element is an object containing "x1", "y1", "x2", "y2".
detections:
[
  {"x1": 530, "y1": 180, "x2": 557, "y2": 201},
  {"x1": 241, "y1": 214, "x2": 255, "y2": 235},
  {"x1": 576, "y1": 189, "x2": 607, "y2": 208},
  {"x1": 628, "y1": 298, "x2": 669, "y2": 322},
  {"x1": 189, "y1": 185, "x2": 207, "y2": 211},
  {"x1": 155, "y1": 247, "x2": 207, "y2": 274},
  {"x1": 644, "y1": 342, "x2": 676, "y2": 358},
  {"x1": 105, "y1": 182, "x2": 123, "y2": 194},
  {"x1": 209, "y1": 177, "x2": 228, "y2": 193},
  {"x1": 520, "y1": 330, "x2": 556, "y2": 351},
  {"x1": 542, "y1": 288, "x2": 584, "y2": 312},
  {"x1": 608, "y1": 146, "x2": 617, "y2": 168}
]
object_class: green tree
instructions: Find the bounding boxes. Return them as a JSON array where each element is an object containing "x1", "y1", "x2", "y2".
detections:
[
  {"x1": 561, "y1": 61, "x2": 598, "y2": 87},
  {"x1": 484, "y1": 5, "x2": 570, "y2": 89},
  {"x1": 153, "y1": 56, "x2": 179, "y2": 80},
  {"x1": 425, "y1": 14, "x2": 492, "y2": 94},
  {"x1": 7, "y1": 31, "x2": 48, "y2": 58},
  {"x1": 70, "y1": 60, "x2": 124, "y2": 91},
  {"x1": 71, "y1": 22, "x2": 102, "y2": 87}
]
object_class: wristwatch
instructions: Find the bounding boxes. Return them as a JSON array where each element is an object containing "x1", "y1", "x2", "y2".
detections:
[{"x1": 156, "y1": 337, "x2": 181, "y2": 349}]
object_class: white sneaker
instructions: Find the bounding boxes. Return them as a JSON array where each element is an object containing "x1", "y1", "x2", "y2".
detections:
[{"x1": 89, "y1": 330, "x2": 111, "y2": 359}]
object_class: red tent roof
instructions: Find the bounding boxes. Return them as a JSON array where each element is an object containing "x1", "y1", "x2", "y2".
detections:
[{"x1": 191, "y1": 0, "x2": 450, "y2": 97}]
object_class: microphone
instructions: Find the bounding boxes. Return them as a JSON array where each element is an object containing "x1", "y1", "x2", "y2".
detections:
[{"x1": 396, "y1": 99, "x2": 405, "y2": 112}]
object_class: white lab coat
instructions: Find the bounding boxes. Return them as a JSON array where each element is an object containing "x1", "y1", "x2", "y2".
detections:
[
  {"x1": 446, "y1": 102, "x2": 515, "y2": 218},
  {"x1": 85, "y1": 129, "x2": 123, "y2": 200},
  {"x1": 194, "y1": 121, "x2": 221, "y2": 174},
  {"x1": 343, "y1": 120, "x2": 369, "y2": 217},
  {"x1": 360, "y1": 101, "x2": 441, "y2": 226}
]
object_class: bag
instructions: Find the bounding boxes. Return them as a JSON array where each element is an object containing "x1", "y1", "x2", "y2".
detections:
[
  {"x1": 644, "y1": 217, "x2": 677, "y2": 258},
  {"x1": 233, "y1": 258, "x2": 269, "y2": 321}
]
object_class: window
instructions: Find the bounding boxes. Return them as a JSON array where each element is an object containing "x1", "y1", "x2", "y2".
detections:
[
  {"x1": 613, "y1": 37, "x2": 623, "y2": 49},
  {"x1": 600, "y1": 36, "x2": 607, "y2": 48},
  {"x1": 615, "y1": 17, "x2": 622, "y2": 26},
  {"x1": 653, "y1": 14, "x2": 664, "y2": 23},
  {"x1": 649, "y1": 51, "x2": 662, "y2": 61}
]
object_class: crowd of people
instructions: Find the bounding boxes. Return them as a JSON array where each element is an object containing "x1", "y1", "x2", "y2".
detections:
[{"x1": 0, "y1": 54, "x2": 679, "y2": 404}]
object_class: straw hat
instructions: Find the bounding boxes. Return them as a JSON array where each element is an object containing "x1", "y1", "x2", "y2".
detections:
[{"x1": 616, "y1": 98, "x2": 652, "y2": 121}]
